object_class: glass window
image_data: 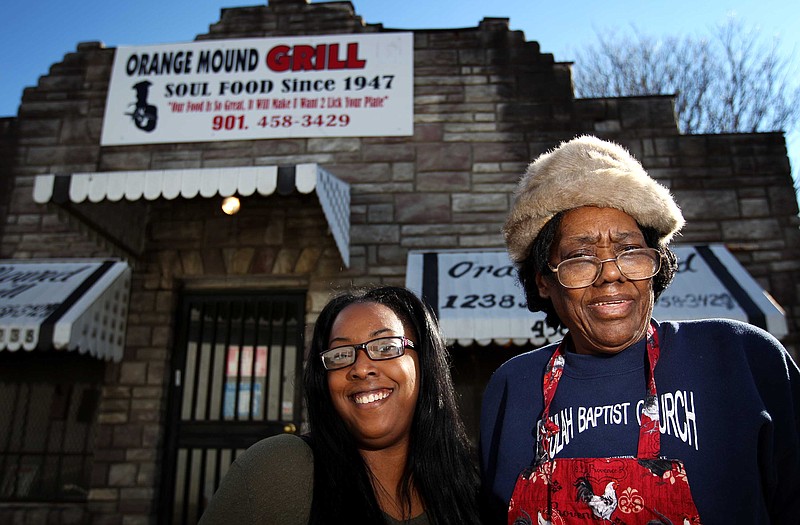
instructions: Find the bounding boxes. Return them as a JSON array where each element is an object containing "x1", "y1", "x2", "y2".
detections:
[{"x1": 0, "y1": 352, "x2": 103, "y2": 502}]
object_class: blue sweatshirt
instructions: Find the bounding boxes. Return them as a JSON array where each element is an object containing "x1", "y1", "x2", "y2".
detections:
[{"x1": 480, "y1": 319, "x2": 800, "y2": 524}]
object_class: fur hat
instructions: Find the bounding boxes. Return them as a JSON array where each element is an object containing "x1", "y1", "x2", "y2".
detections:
[{"x1": 503, "y1": 135, "x2": 684, "y2": 263}]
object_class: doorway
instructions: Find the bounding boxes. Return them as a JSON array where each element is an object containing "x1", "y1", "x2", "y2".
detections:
[
  {"x1": 450, "y1": 343, "x2": 525, "y2": 447},
  {"x1": 160, "y1": 291, "x2": 305, "y2": 524}
]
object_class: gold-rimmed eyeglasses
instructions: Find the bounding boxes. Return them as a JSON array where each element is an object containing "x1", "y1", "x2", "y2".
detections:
[{"x1": 548, "y1": 248, "x2": 662, "y2": 289}]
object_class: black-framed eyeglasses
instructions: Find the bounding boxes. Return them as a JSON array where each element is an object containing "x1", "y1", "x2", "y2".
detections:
[
  {"x1": 320, "y1": 336, "x2": 415, "y2": 371},
  {"x1": 548, "y1": 248, "x2": 662, "y2": 289}
]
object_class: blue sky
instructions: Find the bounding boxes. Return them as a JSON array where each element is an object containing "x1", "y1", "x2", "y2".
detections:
[{"x1": 2, "y1": 0, "x2": 799, "y2": 183}]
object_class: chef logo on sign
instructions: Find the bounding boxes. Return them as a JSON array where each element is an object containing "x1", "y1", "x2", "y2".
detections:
[{"x1": 126, "y1": 80, "x2": 158, "y2": 132}]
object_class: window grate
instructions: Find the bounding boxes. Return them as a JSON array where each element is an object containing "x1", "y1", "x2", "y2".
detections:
[
  {"x1": 0, "y1": 354, "x2": 102, "y2": 502},
  {"x1": 162, "y1": 292, "x2": 305, "y2": 525}
]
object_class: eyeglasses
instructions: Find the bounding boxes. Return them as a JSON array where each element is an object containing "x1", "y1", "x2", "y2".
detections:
[
  {"x1": 548, "y1": 248, "x2": 662, "y2": 289},
  {"x1": 320, "y1": 336, "x2": 415, "y2": 371}
]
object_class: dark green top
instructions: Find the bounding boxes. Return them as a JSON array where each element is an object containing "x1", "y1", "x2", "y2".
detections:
[{"x1": 199, "y1": 433, "x2": 429, "y2": 525}]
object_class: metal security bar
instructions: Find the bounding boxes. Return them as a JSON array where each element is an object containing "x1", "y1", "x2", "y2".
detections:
[
  {"x1": 162, "y1": 292, "x2": 305, "y2": 525},
  {"x1": 0, "y1": 354, "x2": 103, "y2": 502}
]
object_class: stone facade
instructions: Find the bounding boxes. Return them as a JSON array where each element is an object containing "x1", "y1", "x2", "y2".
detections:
[{"x1": 1, "y1": 0, "x2": 798, "y2": 523}]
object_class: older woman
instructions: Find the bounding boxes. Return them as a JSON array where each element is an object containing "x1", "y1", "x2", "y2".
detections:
[
  {"x1": 480, "y1": 136, "x2": 800, "y2": 524},
  {"x1": 201, "y1": 286, "x2": 481, "y2": 525}
]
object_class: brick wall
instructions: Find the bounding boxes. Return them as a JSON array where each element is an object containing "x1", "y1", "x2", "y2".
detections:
[
  {"x1": 1, "y1": 0, "x2": 798, "y2": 523},
  {"x1": 0, "y1": 117, "x2": 16, "y2": 245}
]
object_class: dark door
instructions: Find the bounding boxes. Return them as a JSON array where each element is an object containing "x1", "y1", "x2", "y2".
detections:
[
  {"x1": 161, "y1": 291, "x2": 305, "y2": 524},
  {"x1": 450, "y1": 343, "x2": 527, "y2": 447}
]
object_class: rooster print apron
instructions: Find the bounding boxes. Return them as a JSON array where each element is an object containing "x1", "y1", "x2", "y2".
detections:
[{"x1": 507, "y1": 324, "x2": 702, "y2": 524}]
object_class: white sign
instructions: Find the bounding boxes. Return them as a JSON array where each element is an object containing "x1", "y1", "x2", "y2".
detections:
[
  {"x1": 101, "y1": 33, "x2": 413, "y2": 145},
  {"x1": 406, "y1": 251, "x2": 563, "y2": 346},
  {"x1": 653, "y1": 245, "x2": 786, "y2": 339},
  {"x1": 0, "y1": 262, "x2": 98, "y2": 321}
]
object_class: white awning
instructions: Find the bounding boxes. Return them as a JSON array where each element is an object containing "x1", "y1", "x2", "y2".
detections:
[
  {"x1": 654, "y1": 244, "x2": 787, "y2": 337},
  {"x1": 32, "y1": 163, "x2": 350, "y2": 267},
  {"x1": 406, "y1": 245, "x2": 787, "y2": 347},
  {"x1": 0, "y1": 259, "x2": 131, "y2": 361}
]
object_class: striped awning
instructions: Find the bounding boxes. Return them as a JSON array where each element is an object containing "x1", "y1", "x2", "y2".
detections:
[
  {"x1": 406, "y1": 245, "x2": 787, "y2": 346},
  {"x1": 0, "y1": 259, "x2": 131, "y2": 361},
  {"x1": 32, "y1": 164, "x2": 351, "y2": 267}
]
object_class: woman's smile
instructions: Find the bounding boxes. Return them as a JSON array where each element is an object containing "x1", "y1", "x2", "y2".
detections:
[
  {"x1": 352, "y1": 388, "x2": 393, "y2": 406},
  {"x1": 588, "y1": 294, "x2": 634, "y2": 316}
]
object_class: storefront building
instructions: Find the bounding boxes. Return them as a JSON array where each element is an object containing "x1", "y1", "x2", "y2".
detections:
[{"x1": 1, "y1": 1, "x2": 798, "y2": 523}]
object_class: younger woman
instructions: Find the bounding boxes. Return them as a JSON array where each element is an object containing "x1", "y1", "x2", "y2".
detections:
[{"x1": 201, "y1": 286, "x2": 480, "y2": 525}]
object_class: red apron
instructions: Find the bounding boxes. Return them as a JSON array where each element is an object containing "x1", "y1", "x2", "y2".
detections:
[{"x1": 507, "y1": 324, "x2": 702, "y2": 524}]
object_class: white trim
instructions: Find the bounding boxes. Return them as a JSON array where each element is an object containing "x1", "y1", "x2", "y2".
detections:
[
  {"x1": 32, "y1": 165, "x2": 351, "y2": 267},
  {"x1": 316, "y1": 167, "x2": 351, "y2": 268},
  {"x1": 32, "y1": 174, "x2": 55, "y2": 203}
]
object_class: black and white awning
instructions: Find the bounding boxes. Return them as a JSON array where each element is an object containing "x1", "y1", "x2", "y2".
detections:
[
  {"x1": 0, "y1": 259, "x2": 131, "y2": 361},
  {"x1": 32, "y1": 163, "x2": 351, "y2": 267},
  {"x1": 406, "y1": 245, "x2": 787, "y2": 346}
]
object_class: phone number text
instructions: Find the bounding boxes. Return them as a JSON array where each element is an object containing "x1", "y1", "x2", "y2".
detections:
[{"x1": 212, "y1": 113, "x2": 350, "y2": 131}]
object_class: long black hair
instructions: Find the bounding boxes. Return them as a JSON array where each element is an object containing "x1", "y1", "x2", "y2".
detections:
[
  {"x1": 518, "y1": 210, "x2": 678, "y2": 328},
  {"x1": 303, "y1": 286, "x2": 481, "y2": 525}
]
